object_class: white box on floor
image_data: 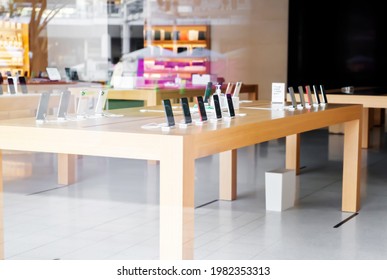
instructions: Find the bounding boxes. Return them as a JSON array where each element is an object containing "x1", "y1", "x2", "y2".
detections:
[{"x1": 265, "y1": 168, "x2": 296, "y2": 211}]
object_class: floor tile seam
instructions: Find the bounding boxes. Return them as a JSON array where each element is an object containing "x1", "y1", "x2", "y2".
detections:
[
  {"x1": 297, "y1": 178, "x2": 342, "y2": 201},
  {"x1": 94, "y1": 234, "x2": 160, "y2": 260}
]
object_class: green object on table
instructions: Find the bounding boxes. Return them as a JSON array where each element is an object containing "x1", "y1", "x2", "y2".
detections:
[{"x1": 107, "y1": 100, "x2": 144, "y2": 109}]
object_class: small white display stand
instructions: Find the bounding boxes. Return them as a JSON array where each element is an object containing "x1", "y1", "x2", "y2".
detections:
[{"x1": 265, "y1": 168, "x2": 296, "y2": 211}]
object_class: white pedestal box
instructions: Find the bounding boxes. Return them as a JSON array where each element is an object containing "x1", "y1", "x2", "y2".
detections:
[{"x1": 265, "y1": 168, "x2": 296, "y2": 211}]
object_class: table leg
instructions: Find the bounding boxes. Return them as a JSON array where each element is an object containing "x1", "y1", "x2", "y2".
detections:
[
  {"x1": 219, "y1": 150, "x2": 237, "y2": 200},
  {"x1": 342, "y1": 119, "x2": 361, "y2": 212},
  {"x1": 146, "y1": 93, "x2": 159, "y2": 107},
  {"x1": 0, "y1": 150, "x2": 3, "y2": 259},
  {"x1": 286, "y1": 134, "x2": 300, "y2": 175},
  {"x1": 159, "y1": 143, "x2": 195, "y2": 259},
  {"x1": 372, "y1": 108, "x2": 383, "y2": 127},
  {"x1": 58, "y1": 154, "x2": 77, "y2": 185},
  {"x1": 362, "y1": 108, "x2": 369, "y2": 149}
]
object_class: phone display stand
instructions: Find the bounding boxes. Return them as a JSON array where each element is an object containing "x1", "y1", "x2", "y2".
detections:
[
  {"x1": 75, "y1": 90, "x2": 111, "y2": 120},
  {"x1": 218, "y1": 95, "x2": 227, "y2": 109},
  {"x1": 194, "y1": 119, "x2": 205, "y2": 126},
  {"x1": 178, "y1": 122, "x2": 191, "y2": 129},
  {"x1": 56, "y1": 91, "x2": 71, "y2": 121},
  {"x1": 232, "y1": 96, "x2": 240, "y2": 109},
  {"x1": 286, "y1": 105, "x2": 296, "y2": 111},
  {"x1": 94, "y1": 90, "x2": 108, "y2": 117},
  {"x1": 36, "y1": 93, "x2": 51, "y2": 123},
  {"x1": 209, "y1": 117, "x2": 222, "y2": 123},
  {"x1": 161, "y1": 123, "x2": 174, "y2": 131}
]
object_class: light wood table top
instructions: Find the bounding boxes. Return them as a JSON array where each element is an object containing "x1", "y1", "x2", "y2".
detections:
[
  {"x1": 287, "y1": 90, "x2": 387, "y2": 148},
  {"x1": 0, "y1": 101, "x2": 362, "y2": 259},
  {"x1": 1, "y1": 81, "x2": 98, "y2": 94}
]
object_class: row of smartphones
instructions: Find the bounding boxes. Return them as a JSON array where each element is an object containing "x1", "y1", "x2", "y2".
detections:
[
  {"x1": 0, "y1": 74, "x2": 28, "y2": 94},
  {"x1": 287, "y1": 85, "x2": 328, "y2": 108},
  {"x1": 36, "y1": 90, "x2": 108, "y2": 121},
  {"x1": 203, "y1": 81, "x2": 242, "y2": 103},
  {"x1": 162, "y1": 93, "x2": 236, "y2": 127}
]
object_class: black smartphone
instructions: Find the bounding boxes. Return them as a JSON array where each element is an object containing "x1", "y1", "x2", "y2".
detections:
[
  {"x1": 320, "y1": 85, "x2": 328, "y2": 103},
  {"x1": 180, "y1": 97, "x2": 192, "y2": 124},
  {"x1": 226, "y1": 93, "x2": 235, "y2": 117},
  {"x1": 18, "y1": 76, "x2": 28, "y2": 94},
  {"x1": 212, "y1": 94, "x2": 222, "y2": 119},
  {"x1": 196, "y1": 95, "x2": 208, "y2": 121},
  {"x1": 162, "y1": 99, "x2": 175, "y2": 127},
  {"x1": 65, "y1": 67, "x2": 71, "y2": 80},
  {"x1": 312, "y1": 85, "x2": 321, "y2": 104},
  {"x1": 71, "y1": 70, "x2": 79, "y2": 81},
  {"x1": 288, "y1": 86, "x2": 297, "y2": 108},
  {"x1": 203, "y1": 81, "x2": 213, "y2": 103},
  {"x1": 0, "y1": 73, "x2": 3, "y2": 95},
  {"x1": 7, "y1": 77, "x2": 16, "y2": 94}
]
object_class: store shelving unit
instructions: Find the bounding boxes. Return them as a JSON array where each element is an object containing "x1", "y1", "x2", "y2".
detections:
[
  {"x1": 142, "y1": 25, "x2": 211, "y2": 81},
  {"x1": 0, "y1": 21, "x2": 30, "y2": 76}
]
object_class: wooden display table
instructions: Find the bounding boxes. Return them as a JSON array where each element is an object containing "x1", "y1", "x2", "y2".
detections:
[
  {"x1": 287, "y1": 89, "x2": 387, "y2": 148},
  {"x1": 69, "y1": 84, "x2": 259, "y2": 107},
  {"x1": 0, "y1": 101, "x2": 362, "y2": 259},
  {"x1": 0, "y1": 93, "x2": 74, "y2": 120},
  {"x1": 1, "y1": 81, "x2": 99, "y2": 94}
]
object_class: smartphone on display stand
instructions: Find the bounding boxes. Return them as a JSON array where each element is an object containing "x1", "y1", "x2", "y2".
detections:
[
  {"x1": 162, "y1": 99, "x2": 175, "y2": 127},
  {"x1": 196, "y1": 95, "x2": 208, "y2": 122},
  {"x1": 320, "y1": 85, "x2": 328, "y2": 104},
  {"x1": 0, "y1": 73, "x2": 3, "y2": 95},
  {"x1": 180, "y1": 97, "x2": 192, "y2": 124},
  {"x1": 203, "y1": 81, "x2": 213, "y2": 103},
  {"x1": 77, "y1": 91, "x2": 89, "y2": 116},
  {"x1": 7, "y1": 77, "x2": 16, "y2": 94},
  {"x1": 36, "y1": 93, "x2": 51, "y2": 121},
  {"x1": 18, "y1": 76, "x2": 28, "y2": 94},
  {"x1": 57, "y1": 91, "x2": 71, "y2": 119},
  {"x1": 226, "y1": 93, "x2": 235, "y2": 117},
  {"x1": 65, "y1": 67, "x2": 71, "y2": 80},
  {"x1": 95, "y1": 90, "x2": 108, "y2": 115},
  {"x1": 305, "y1": 85, "x2": 313, "y2": 106},
  {"x1": 288, "y1": 87, "x2": 297, "y2": 109},
  {"x1": 212, "y1": 94, "x2": 222, "y2": 119},
  {"x1": 297, "y1": 86, "x2": 306, "y2": 107},
  {"x1": 232, "y1": 81, "x2": 242, "y2": 98},
  {"x1": 312, "y1": 85, "x2": 321, "y2": 104}
]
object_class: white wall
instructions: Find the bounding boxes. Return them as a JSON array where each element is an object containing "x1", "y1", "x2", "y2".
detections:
[{"x1": 211, "y1": 0, "x2": 289, "y2": 100}]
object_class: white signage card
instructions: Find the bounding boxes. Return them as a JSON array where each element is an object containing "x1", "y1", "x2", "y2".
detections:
[{"x1": 272, "y1": 82, "x2": 285, "y2": 104}]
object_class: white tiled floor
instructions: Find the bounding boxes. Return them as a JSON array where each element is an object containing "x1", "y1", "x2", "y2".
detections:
[{"x1": 3, "y1": 127, "x2": 387, "y2": 260}]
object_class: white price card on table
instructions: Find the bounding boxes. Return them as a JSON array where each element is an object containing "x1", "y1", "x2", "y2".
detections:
[{"x1": 271, "y1": 82, "x2": 285, "y2": 104}]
